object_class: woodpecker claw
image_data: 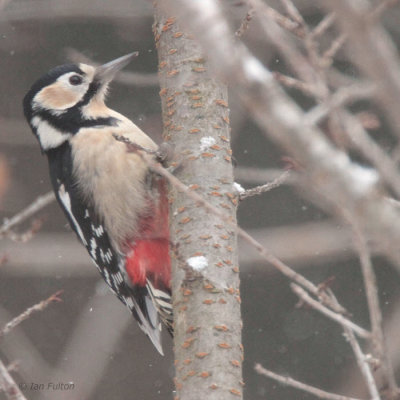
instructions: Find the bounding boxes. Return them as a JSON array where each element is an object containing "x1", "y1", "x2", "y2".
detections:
[{"x1": 156, "y1": 142, "x2": 175, "y2": 166}]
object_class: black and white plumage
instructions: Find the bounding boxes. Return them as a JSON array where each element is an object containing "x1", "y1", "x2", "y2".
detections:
[{"x1": 23, "y1": 54, "x2": 172, "y2": 354}]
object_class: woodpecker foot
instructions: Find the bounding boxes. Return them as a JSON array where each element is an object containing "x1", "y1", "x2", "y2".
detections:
[
  {"x1": 156, "y1": 143, "x2": 175, "y2": 167},
  {"x1": 156, "y1": 142, "x2": 186, "y2": 175}
]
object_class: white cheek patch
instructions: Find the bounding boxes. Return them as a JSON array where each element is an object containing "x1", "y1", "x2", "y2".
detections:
[
  {"x1": 58, "y1": 184, "x2": 87, "y2": 245},
  {"x1": 31, "y1": 116, "x2": 71, "y2": 150}
]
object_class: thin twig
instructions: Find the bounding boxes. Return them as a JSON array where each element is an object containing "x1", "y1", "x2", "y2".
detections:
[
  {"x1": 113, "y1": 133, "x2": 347, "y2": 313},
  {"x1": 320, "y1": 33, "x2": 347, "y2": 69},
  {"x1": 254, "y1": 363, "x2": 362, "y2": 400},
  {"x1": 325, "y1": 1, "x2": 400, "y2": 141},
  {"x1": 343, "y1": 328, "x2": 381, "y2": 400},
  {"x1": 153, "y1": 161, "x2": 317, "y2": 292},
  {"x1": 240, "y1": 170, "x2": 290, "y2": 200},
  {"x1": 291, "y1": 283, "x2": 371, "y2": 339},
  {"x1": 311, "y1": 13, "x2": 336, "y2": 39},
  {"x1": 234, "y1": 166, "x2": 298, "y2": 186},
  {"x1": 304, "y1": 83, "x2": 375, "y2": 126},
  {"x1": 0, "y1": 291, "x2": 63, "y2": 338},
  {"x1": 0, "y1": 358, "x2": 27, "y2": 400},
  {"x1": 6, "y1": 219, "x2": 44, "y2": 243},
  {"x1": 235, "y1": 7, "x2": 255, "y2": 38},
  {"x1": 112, "y1": 133, "x2": 158, "y2": 155},
  {"x1": 279, "y1": 0, "x2": 305, "y2": 28},
  {"x1": 250, "y1": 0, "x2": 327, "y2": 98},
  {"x1": 0, "y1": 191, "x2": 55, "y2": 238},
  {"x1": 260, "y1": 3, "x2": 304, "y2": 37},
  {"x1": 6, "y1": 362, "x2": 19, "y2": 374},
  {"x1": 311, "y1": 282, "x2": 381, "y2": 400},
  {"x1": 369, "y1": 0, "x2": 400, "y2": 21},
  {"x1": 340, "y1": 110, "x2": 400, "y2": 200},
  {"x1": 351, "y1": 221, "x2": 398, "y2": 393},
  {"x1": 273, "y1": 71, "x2": 317, "y2": 97},
  {"x1": 279, "y1": 0, "x2": 323, "y2": 80},
  {"x1": 152, "y1": 166, "x2": 346, "y2": 313}
]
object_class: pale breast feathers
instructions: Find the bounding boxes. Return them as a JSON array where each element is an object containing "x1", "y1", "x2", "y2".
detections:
[{"x1": 70, "y1": 116, "x2": 158, "y2": 249}]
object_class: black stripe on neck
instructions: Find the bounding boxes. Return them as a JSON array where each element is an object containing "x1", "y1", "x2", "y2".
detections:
[{"x1": 37, "y1": 108, "x2": 119, "y2": 135}]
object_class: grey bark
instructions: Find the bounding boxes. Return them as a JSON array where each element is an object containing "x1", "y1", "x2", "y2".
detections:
[{"x1": 153, "y1": 4, "x2": 243, "y2": 400}]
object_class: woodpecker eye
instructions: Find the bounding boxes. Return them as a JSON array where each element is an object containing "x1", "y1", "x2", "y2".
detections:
[{"x1": 69, "y1": 75, "x2": 83, "y2": 86}]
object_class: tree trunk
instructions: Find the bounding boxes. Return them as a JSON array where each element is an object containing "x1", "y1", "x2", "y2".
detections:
[{"x1": 153, "y1": 4, "x2": 243, "y2": 400}]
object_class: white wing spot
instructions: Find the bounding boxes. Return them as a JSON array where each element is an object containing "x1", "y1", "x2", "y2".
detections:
[
  {"x1": 156, "y1": 298, "x2": 172, "y2": 310},
  {"x1": 58, "y1": 185, "x2": 87, "y2": 245},
  {"x1": 147, "y1": 280, "x2": 171, "y2": 299},
  {"x1": 112, "y1": 273, "x2": 123, "y2": 285},
  {"x1": 99, "y1": 248, "x2": 105, "y2": 262},
  {"x1": 90, "y1": 238, "x2": 97, "y2": 260},
  {"x1": 125, "y1": 296, "x2": 134, "y2": 308},
  {"x1": 91, "y1": 224, "x2": 104, "y2": 237},
  {"x1": 105, "y1": 249, "x2": 113, "y2": 262},
  {"x1": 102, "y1": 268, "x2": 112, "y2": 287}
]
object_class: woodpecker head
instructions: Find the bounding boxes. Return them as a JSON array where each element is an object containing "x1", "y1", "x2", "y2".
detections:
[{"x1": 23, "y1": 52, "x2": 138, "y2": 152}]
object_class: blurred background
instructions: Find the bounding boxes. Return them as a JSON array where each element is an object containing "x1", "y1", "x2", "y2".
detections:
[{"x1": 1, "y1": 0, "x2": 400, "y2": 399}]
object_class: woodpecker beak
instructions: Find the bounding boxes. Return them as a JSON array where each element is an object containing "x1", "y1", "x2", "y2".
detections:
[{"x1": 95, "y1": 52, "x2": 138, "y2": 84}]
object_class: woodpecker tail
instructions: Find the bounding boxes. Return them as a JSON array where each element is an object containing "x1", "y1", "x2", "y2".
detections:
[{"x1": 123, "y1": 284, "x2": 164, "y2": 354}]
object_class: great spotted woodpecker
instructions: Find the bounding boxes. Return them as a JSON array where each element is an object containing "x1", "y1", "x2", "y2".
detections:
[{"x1": 23, "y1": 53, "x2": 171, "y2": 354}]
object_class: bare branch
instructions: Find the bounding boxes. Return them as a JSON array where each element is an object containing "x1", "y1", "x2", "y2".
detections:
[
  {"x1": 325, "y1": 1, "x2": 400, "y2": 139},
  {"x1": 350, "y1": 221, "x2": 398, "y2": 394},
  {"x1": 258, "y1": 3, "x2": 304, "y2": 37},
  {"x1": 310, "y1": 13, "x2": 336, "y2": 38},
  {"x1": 344, "y1": 329, "x2": 381, "y2": 400},
  {"x1": 320, "y1": 33, "x2": 347, "y2": 69},
  {"x1": 6, "y1": 219, "x2": 44, "y2": 243},
  {"x1": 0, "y1": 192, "x2": 55, "y2": 238},
  {"x1": 250, "y1": 0, "x2": 322, "y2": 92},
  {"x1": 291, "y1": 283, "x2": 371, "y2": 339},
  {"x1": 273, "y1": 71, "x2": 317, "y2": 97},
  {"x1": 0, "y1": 291, "x2": 63, "y2": 338},
  {"x1": 304, "y1": 83, "x2": 375, "y2": 125},
  {"x1": 235, "y1": 7, "x2": 255, "y2": 38},
  {"x1": 369, "y1": 0, "x2": 400, "y2": 21},
  {"x1": 255, "y1": 363, "x2": 362, "y2": 400},
  {"x1": 234, "y1": 167, "x2": 298, "y2": 186},
  {"x1": 240, "y1": 170, "x2": 290, "y2": 200},
  {"x1": 279, "y1": 0, "x2": 305, "y2": 28},
  {"x1": 0, "y1": 358, "x2": 27, "y2": 400},
  {"x1": 340, "y1": 111, "x2": 400, "y2": 199}
]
